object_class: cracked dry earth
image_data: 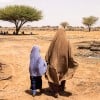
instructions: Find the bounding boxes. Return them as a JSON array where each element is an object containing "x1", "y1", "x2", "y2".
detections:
[{"x1": 0, "y1": 31, "x2": 100, "y2": 100}]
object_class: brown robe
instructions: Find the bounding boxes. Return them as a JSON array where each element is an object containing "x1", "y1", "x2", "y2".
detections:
[{"x1": 45, "y1": 29, "x2": 78, "y2": 84}]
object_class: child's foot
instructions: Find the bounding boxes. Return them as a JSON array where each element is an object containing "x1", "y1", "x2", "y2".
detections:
[
  {"x1": 32, "y1": 90, "x2": 36, "y2": 97},
  {"x1": 32, "y1": 94, "x2": 36, "y2": 97},
  {"x1": 40, "y1": 89, "x2": 43, "y2": 93}
]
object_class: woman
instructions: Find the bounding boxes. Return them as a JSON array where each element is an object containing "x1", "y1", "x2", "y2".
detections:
[
  {"x1": 29, "y1": 45, "x2": 47, "y2": 96},
  {"x1": 45, "y1": 29, "x2": 78, "y2": 97}
]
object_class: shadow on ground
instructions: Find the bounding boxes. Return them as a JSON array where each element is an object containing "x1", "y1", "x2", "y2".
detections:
[{"x1": 25, "y1": 88, "x2": 72, "y2": 98}]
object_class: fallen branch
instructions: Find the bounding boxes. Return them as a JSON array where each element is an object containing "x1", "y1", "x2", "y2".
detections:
[{"x1": 0, "y1": 75, "x2": 12, "y2": 81}]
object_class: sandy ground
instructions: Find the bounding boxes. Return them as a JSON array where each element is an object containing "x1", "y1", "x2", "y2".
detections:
[{"x1": 0, "y1": 31, "x2": 100, "y2": 100}]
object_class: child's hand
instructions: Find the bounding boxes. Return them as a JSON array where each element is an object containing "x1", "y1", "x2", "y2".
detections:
[{"x1": 45, "y1": 73, "x2": 48, "y2": 79}]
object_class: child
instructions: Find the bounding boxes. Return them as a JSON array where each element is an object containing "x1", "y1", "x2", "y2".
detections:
[{"x1": 29, "y1": 45, "x2": 47, "y2": 96}]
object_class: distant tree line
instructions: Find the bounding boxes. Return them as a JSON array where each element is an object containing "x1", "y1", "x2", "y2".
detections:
[
  {"x1": 1, "y1": 26, "x2": 100, "y2": 35},
  {"x1": 0, "y1": 5, "x2": 99, "y2": 34}
]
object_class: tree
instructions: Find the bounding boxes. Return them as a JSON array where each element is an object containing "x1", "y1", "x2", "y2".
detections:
[
  {"x1": 82, "y1": 16, "x2": 98, "y2": 32},
  {"x1": 0, "y1": 5, "x2": 42, "y2": 35},
  {"x1": 60, "y1": 22, "x2": 69, "y2": 29}
]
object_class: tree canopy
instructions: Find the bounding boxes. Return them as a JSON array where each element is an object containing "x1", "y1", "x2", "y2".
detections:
[
  {"x1": 82, "y1": 16, "x2": 98, "y2": 32},
  {"x1": 0, "y1": 5, "x2": 42, "y2": 34},
  {"x1": 60, "y1": 21, "x2": 69, "y2": 29}
]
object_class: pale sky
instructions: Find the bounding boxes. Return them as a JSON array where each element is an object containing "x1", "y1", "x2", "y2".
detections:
[{"x1": 0, "y1": 0, "x2": 100, "y2": 27}]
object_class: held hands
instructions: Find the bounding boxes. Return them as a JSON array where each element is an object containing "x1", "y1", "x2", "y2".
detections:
[{"x1": 44, "y1": 73, "x2": 48, "y2": 79}]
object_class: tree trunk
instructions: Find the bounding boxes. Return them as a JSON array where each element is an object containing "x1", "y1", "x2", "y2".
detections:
[
  {"x1": 64, "y1": 26, "x2": 66, "y2": 29},
  {"x1": 15, "y1": 27, "x2": 20, "y2": 35},
  {"x1": 88, "y1": 25, "x2": 91, "y2": 32},
  {"x1": 14, "y1": 20, "x2": 27, "y2": 35}
]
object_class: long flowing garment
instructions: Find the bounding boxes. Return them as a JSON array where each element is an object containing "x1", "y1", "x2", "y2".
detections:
[
  {"x1": 45, "y1": 29, "x2": 78, "y2": 92},
  {"x1": 29, "y1": 46, "x2": 47, "y2": 91}
]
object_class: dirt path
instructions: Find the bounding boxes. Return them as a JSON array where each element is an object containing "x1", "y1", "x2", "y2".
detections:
[{"x1": 0, "y1": 31, "x2": 100, "y2": 100}]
